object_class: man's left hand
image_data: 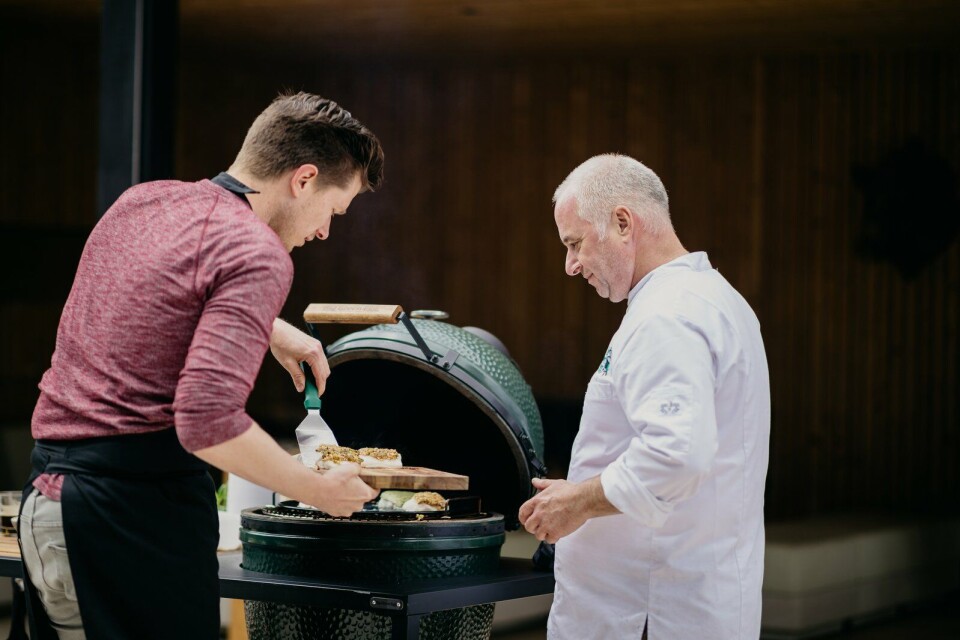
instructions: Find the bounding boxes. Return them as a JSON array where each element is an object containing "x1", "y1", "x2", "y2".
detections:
[
  {"x1": 518, "y1": 476, "x2": 617, "y2": 544},
  {"x1": 270, "y1": 318, "x2": 330, "y2": 394}
]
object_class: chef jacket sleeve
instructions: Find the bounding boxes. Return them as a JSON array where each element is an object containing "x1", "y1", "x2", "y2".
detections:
[
  {"x1": 173, "y1": 230, "x2": 293, "y2": 452},
  {"x1": 600, "y1": 312, "x2": 718, "y2": 528}
]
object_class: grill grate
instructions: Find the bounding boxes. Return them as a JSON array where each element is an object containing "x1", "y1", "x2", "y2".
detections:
[{"x1": 260, "y1": 497, "x2": 483, "y2": 523}]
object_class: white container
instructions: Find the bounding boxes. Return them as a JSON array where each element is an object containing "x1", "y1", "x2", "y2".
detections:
[
  {"x1": 217, "y1": 511, "x2": 241, "y2": 551},
  {"x1": 225, "y1": 473, "x2": 274, "y2": 514}
]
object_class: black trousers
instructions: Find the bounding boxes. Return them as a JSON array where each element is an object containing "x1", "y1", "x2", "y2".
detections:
[{"x1": 21, "y1": 429, "x2": 219, "y2": 640}]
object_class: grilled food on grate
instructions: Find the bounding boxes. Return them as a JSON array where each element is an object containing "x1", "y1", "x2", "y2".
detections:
[
  {"x1": 402, "y1": 492, "x2": 448, "y2": 512},
  {"x1": 377, "y1": 490, "x2": 415, "y2": 511}
]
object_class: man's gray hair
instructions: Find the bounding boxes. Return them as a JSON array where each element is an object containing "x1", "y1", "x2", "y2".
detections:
[{"x1": 553, "y1": 154, "x2": 672, "y2": 239}]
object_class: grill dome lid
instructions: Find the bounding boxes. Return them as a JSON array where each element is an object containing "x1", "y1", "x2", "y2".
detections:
[{"x1": 315, "y1": 313, "x2": 545, "y2": 530}]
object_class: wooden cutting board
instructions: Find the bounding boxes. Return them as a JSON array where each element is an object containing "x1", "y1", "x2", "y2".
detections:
[
  {"x1": 317, "y1": 466, "x2": 469, "y2": 490},
  {"x1": 0, "y1": 535, "x2": 20, "y2": 559},
  {"x1": 359, "y1": 467, "x2": 469, "y2": 490}
]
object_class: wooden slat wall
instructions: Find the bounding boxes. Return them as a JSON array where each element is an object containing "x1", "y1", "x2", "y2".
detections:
[
  {"x1": 1, "y1": 18, "x2": 957, "y2": 519},
  {"x1": 759, "y1": 53, "x2": 960, "y2": 516},
  {"x1": 0, "y1": 21, "x2": 99, "y2": 438},
  {"x1": 175, "y1": 55, "x2": 769, "y2": 403}
]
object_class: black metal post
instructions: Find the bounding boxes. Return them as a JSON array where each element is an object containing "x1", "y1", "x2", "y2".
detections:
[
  {"x1": 98, "y1": 0, "x2": 178, "y2": 217},
  {"x1": 390, "y1": 613, "x2": 422, "y2": 640}
]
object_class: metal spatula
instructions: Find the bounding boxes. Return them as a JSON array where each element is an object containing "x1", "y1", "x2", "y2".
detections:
[{"x1": 295, "y1": 362, "x2": 338, "y2": 468}]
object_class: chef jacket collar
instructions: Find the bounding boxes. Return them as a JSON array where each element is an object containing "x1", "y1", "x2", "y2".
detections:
[
  {"x1": 211, "y1": 171, "x2": 259, "y2": 207},
  {"x1": 627, "y1": 251, "x2": 712, "y2": 305}
]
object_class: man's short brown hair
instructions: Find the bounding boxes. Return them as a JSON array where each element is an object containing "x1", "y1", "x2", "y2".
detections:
[{"x1": 234, "y1": 92, "x2": 384, "y2": 192}]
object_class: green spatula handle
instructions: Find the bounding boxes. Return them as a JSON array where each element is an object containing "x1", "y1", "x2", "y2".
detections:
[{"x1": 300, "y1": 362, "x2": 322, "y2": 410}]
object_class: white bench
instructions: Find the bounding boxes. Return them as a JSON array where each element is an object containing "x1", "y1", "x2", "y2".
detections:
[{"x1": 762, "y1": 514, "x2": 960, "y2": 638}]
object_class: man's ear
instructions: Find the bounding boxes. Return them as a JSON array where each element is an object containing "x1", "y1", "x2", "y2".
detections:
[
  {"x1": 289, "y1": 164, "x2": 320, "y2": 196},
  {"x1": 614, "y1": 206, "x2": 633, "y2": 238}
]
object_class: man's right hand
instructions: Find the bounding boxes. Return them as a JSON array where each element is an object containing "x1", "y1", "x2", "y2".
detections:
[{"x1": 306, "y1": 464, "x2": 380, "y2": 516}]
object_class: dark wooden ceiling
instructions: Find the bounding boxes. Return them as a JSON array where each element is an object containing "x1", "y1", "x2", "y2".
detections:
[{"x1": 4, "y1": 0, "x2": 960, "y2": 56}]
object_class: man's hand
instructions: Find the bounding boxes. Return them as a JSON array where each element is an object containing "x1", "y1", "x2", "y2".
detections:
[
  {"x1": 305, "y1": 464, "x2": 380, "y2": 517},
  {"x1": 518, "y1": 475, "x2": 620, "y2": 543},
  {"x1": 270, "y1": 318, "x2": 330, "y2": 394}
]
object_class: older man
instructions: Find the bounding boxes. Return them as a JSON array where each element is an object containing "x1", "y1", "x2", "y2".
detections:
[{"x1": 519, "y1": 154, "x2": 770, "y2": 639}]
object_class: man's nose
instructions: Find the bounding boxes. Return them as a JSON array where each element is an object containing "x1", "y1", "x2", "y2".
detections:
[
  {"x1": 316, "y1": 223, "x2": 329, "y2": 240},
  {"x1": 565, "y1": 252, "x2": 581, "y2": 277}
]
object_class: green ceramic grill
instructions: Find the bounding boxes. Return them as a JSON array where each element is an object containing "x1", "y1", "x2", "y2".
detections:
[{"x1": 240, "y1": 303, "x2": 546, "y2": 640}]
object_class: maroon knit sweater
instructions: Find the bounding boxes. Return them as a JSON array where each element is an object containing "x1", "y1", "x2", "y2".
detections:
[{"x1": 32, "y1": 179, "x2": 293, "y2": 498}]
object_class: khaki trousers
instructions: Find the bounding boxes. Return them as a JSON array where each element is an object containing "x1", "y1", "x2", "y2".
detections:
[{"x1": 18, "y1": 491, "x2": 86, "y2": 640}]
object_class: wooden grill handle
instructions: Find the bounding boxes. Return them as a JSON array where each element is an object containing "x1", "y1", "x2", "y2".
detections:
[{"x1": 303, "y1": 303, "x2": 404, "y2": 325}]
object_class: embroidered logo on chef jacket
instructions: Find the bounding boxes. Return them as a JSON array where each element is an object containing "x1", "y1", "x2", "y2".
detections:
[
  {"x1": 597, "y1": 348, "x2": 612, "y2": 376},
  {"x1": 660, "y1": 400, "x2": 681, "y2": 415},
  {"x1": 643, "y1": 387, "x2": 696, "y2": 451}
]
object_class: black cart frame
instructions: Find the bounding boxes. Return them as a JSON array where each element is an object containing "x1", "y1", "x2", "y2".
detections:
[{"x1": 1, "y1": 553, "x2": 554, "y2": 640}]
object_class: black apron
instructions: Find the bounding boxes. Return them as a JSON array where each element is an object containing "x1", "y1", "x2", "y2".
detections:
[{"x1": 19, "y1": 429, "x2": 219, "y2": 639}]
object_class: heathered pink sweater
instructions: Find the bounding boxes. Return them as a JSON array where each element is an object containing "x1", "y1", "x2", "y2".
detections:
[{"x1": 32, "y1": 179, "x2": 293, "y2": 497}]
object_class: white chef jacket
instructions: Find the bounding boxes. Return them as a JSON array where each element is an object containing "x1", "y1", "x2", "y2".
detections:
[{"x1": 549, "y1": 252, "x2": 770, "y2": 640}]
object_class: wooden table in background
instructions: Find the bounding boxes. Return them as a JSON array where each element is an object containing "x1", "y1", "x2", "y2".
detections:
[{"x1": 0, "y1": 536, "x2": 20, "y2": 565}]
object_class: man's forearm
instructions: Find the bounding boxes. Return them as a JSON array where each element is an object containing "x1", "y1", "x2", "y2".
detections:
[
  {"x1": 581, "y1": 475, "x2": 621, "y2": 518},
  {"x1": 271, "y1": 317, "x2": 290, "y2": 340},
  {"x1": 193, "y1": 421, "x2": 316, "y2": 504}
]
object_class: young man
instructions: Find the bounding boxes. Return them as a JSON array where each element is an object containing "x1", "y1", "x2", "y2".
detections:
[
  {"x1": 18, "y1": 92, "x2": 384, "y2": 639},
  {"x1": 519, "y1": 154, "x2": 770, "y2": 639}
]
